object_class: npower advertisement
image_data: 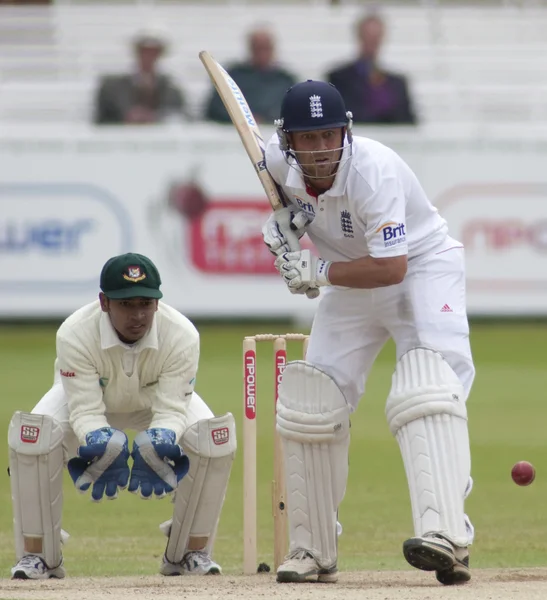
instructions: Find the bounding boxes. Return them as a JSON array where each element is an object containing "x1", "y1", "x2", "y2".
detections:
[{"x1": 1, "y1": 126, "x2": 546, "y2": 317}]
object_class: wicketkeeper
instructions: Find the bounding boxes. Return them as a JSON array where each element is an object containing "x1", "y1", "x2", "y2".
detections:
[{"x1": 8, "y1": 252, "x2": 236, "y2": 579}]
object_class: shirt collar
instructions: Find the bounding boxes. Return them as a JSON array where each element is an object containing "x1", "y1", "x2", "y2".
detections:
[
  {"x1": 100, "y1": 311, "x2": 158, "y2": 351},
  {"x1": 283, "y1": 139, "x2": 352, "y2": 197}
]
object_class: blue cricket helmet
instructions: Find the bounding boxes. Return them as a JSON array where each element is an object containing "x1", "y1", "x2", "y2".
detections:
[{"x1": 279, "y1": 80, "x2": 350, "y2": 132}]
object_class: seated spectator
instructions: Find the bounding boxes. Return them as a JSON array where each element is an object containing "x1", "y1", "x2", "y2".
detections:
[
  {"x1": 94, "y1": 26, "x2": 185, "y2": 125},
  {"x1": 327, "y1": 13, "x2": 417, "y2": 125},
  {"x1": 205, "y1": 27, "x2": 296, "y2": 124}
]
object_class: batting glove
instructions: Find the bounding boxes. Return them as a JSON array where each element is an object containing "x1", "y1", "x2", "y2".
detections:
[
  {"x1": 275, "y1": 249, "x2": 332, "y2": 292},
  {"x1": 262, "y1": 207, "x2": 310, "y2": 256}
]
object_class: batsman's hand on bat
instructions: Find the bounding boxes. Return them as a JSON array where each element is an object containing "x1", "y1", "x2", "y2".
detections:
[
  {"x1": 67, "y1": 427, "x2": 130, "y2": 502},
  {"x1": 263, "y1": 208, "x2": 320, "y2": 299},
  {"x1": 128, "y1": 428, "x2": 189, "y2": 499},
  {"x1": 262, "y1": 207, "x2": 310, "y2": 256},
  {"x1": 275, "y1": 249, "x2": 332, "y2": 294}
]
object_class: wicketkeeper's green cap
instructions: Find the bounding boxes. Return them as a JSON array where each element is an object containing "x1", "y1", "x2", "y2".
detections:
[{"x1": 100, "y1": 253, "x2": 163, "y2": 299}]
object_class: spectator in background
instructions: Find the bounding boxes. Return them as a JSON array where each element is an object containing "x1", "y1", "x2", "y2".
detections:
[
  {"x1": 94, "y1": 26, "x2": 186, "y2": 125},
  {"x1": 327, "y1": 13, "x2": 417, "y2": 125},
  {"x1": 205, "y1": 27, "x2": 296, "y2": 124}
]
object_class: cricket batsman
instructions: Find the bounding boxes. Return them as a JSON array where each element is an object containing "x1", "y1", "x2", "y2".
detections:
[
  {"x1": 8, "y1": 253, "x2": 236, "y2": 579},
  {"x1": 262, "y1": 80, "x2": 475, "y2": 585}
]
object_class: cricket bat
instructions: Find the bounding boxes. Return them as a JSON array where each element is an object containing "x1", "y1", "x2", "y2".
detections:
[{"x1": 199, "y1": 50, "x2": 320, "y2": 300}]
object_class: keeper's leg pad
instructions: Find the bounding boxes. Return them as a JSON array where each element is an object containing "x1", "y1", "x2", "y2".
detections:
[
  {"x1": 386, "y1": 348, "x2": 472, "y2": 547},
  {"x1": 277, "y1": 361, "x2": 350, "y2": 569},
  {"x1": 8, "y1": 412, "x2": 64, "y2": 568},
  {"x1": 163, "y1": 413, "x2": 236, "y2": 563}
]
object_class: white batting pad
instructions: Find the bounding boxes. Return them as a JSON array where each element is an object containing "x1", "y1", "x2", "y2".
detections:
[
  {"x1": 8, "y1": 412, "x2": 64, "y2": 567},
  {"x1": 386, "y1": 348, "x2": 473, "y2": 547},
  {"x1": 163, "y1": 413, "x2": 236, "y2": 563},
  {"x1": 277, "y1": 361, "x2": 350, "y2": 569}
]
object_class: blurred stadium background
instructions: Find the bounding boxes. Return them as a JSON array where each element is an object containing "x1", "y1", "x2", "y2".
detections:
[
  {"x1": 1, "y1": 0, "x2": 547, "y2": 580},
  {"x1": 1, "y1": 0, "x2": 547, "y2": 321}
]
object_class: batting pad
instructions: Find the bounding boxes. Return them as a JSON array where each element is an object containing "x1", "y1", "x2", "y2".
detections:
[
  {"x1": 8, "y1": 411, "x2": 64, "y2": 567},
  {"x1": 163, "y1": 413, "x2": 236, "y2": 563},
  {"x1": 277, "y1": 361, "x2": 350, "y2": 569},
  {"x1": 386, "y1": 348, "x2": 472, "y2": 547}
]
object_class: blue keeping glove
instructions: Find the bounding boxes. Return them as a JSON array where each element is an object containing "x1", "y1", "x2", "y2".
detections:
[
  {"x1": 128, "y1": 428, "x2": 189, "y2": 499},
  {"x1": 67, "y1": 428, "x2": 130, "y2": 502}
]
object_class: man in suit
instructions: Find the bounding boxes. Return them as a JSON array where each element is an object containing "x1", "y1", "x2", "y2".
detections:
[
  {"x1": 205, "y1": 27, "x2": 296, "y2": 124},
  {"x1": 94, "y1": 27, "x2": 185, "y2": 125},
  {"x1": 327, "y1": 13, "x2": 417, "y2": 125}
]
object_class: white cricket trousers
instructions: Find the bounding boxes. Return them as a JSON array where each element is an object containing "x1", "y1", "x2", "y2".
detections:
[
  {"x1": 306, "y1": 236, "x2": 475, "y2": 409},
  {"x1": 31, "y1": 388, "x2": 214, "y2": 462}
]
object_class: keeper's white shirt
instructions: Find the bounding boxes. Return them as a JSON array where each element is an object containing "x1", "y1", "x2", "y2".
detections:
[
  {"x1": 54, "y1": 300, "x2": 199, "y2": 443},
  {"x1": 265, "y1": 133, "x2": 448, "y2": 261}
]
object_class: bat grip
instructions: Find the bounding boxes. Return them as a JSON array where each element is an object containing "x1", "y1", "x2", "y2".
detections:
[{"x1": 305, "y1": 288, "x2": 320, "y2": 300}]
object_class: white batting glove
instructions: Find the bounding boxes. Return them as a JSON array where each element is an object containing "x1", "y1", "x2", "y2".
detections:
[
  {"x1": 274, "y1": 249, "x2": 331, "y2": 292},
  {"x1": 262, "y1": 207, "x2": 310, "y2": 257}
]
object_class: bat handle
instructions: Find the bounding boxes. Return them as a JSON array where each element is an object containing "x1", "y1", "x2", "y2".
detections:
[{"x1": 306, "y1": 288, "x2": 320, "y2": 300}]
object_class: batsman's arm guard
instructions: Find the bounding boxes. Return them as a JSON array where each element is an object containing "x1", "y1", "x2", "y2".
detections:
[
  {"x1": 8, "y1": 412, "x2": 64, "y2": 568},
  {"x1": 162, "y1": 413, "x2": 236, "y2": 563}
]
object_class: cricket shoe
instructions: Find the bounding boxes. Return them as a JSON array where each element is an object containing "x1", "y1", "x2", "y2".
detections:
[
  {"x1": 403, "y1": 533, "x2": 470, "y2": 585},
  {"x1": 11, "y1": 555, "x2": 66, "y2": 580},
  {"x1": 276, "y1": 549, "x2": 338, "y2": 583},
  {"x1": 160, "y1": 551, "x2": 221, "y2": 576}
]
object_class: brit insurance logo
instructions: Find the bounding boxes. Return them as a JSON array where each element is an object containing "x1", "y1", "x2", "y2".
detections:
[
  {"x1": 294, "y1": 196, "x2": 315, "y2": 218},
  {"x1": 376, "y1": 221, "x2": 406, "y2": 248}
]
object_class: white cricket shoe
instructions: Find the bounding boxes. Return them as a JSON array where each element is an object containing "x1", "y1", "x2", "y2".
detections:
[
  {"x1": 11, "y1": 555, "x2": 66, "y2": 580},
  {"x1": 160, "y1": 551, "x2": 221, "y2": 576},
  {"x1": 276, "y1": 549, "x2": 338, "y2": 583},
  {"x1": 403, "y1": 533, "x2": 470, "y2": 585}
]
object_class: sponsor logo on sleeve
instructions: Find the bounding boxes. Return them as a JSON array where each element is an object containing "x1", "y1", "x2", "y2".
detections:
[
  {"x1": 184, "y1": 377, "x2": 196, "y2": 397},
  {"x1": 60, "y1": 369, "x2": 75, "y2": 378},
  {"x1": 376, "y1": 221, "x2": 406, "y2": 248},
  {"x1": 294, "y1": 196, "x2": 315, "y2": 217}
]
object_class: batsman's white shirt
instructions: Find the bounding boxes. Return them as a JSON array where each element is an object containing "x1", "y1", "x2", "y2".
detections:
[
  {"x1": 266, "y1": 134, "x2": 475, "y2": 408},
  {"x1": 266, "y1": 134, "x2": 448, "y2": 261},
  {"x1": 33, "y1": 300, "x2": 212, "y2": 448}
]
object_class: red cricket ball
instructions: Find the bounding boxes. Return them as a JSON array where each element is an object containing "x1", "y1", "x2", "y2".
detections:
[{"x1": 511, "y1": 461, "x2": 536, "y2": 486}]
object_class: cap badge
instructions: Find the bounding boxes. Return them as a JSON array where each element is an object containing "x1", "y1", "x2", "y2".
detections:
[{"x1": 123, "y1": 266, "x2": 147, "y2": 283}]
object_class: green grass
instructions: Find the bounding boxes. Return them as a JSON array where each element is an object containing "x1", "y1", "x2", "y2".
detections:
[{"x1": 0, "y1": 321, "x2": 546, "y2": 576}]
